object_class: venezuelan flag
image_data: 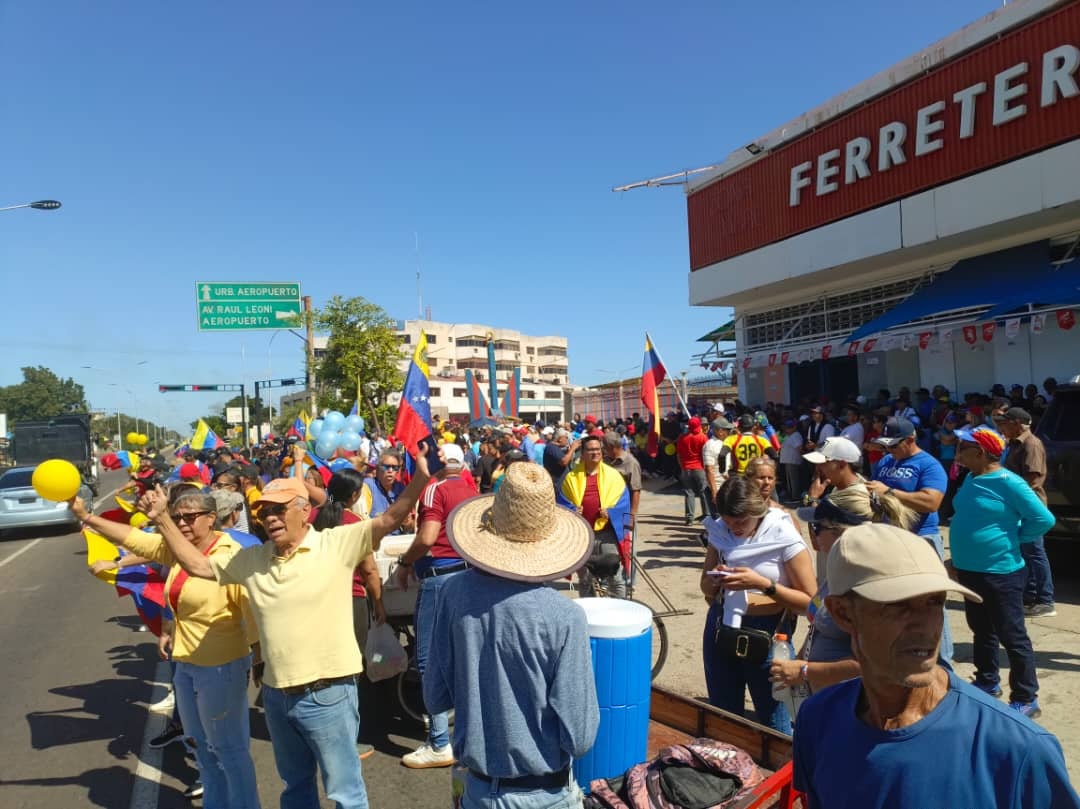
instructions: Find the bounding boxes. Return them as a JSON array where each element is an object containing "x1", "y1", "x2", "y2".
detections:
[
  {"x1": 287, "y1": 410, "x2": 309, "y2": 440},
  {"x1": 391, "y1": 331, "x2": 433, "y2": 467},
  {"x1": 191, "y1": 419, "x2": 226, "y2": 450},
  {"x1": 640, "y1": 333, "x2": 668, "y2": 457},
  {"x1": 84, "y1": 527, "x2": 168, "y2": 636}
]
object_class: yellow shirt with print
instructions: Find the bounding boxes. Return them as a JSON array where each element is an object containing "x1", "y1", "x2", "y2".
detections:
[{"x1": 722, "y1": 432, "x2": 772, "y2": 475}]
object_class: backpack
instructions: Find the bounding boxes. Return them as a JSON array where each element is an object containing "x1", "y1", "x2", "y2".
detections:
[{"x1": 583, "y1": 738, "x2": 763, "y2": 809}]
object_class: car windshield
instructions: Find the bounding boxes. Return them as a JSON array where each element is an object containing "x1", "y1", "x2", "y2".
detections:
[{"x1": 0, "y1": 470, "x2": 36, "y2": 489}]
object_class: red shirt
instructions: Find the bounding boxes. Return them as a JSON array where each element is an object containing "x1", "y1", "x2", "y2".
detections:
[
  {"x1": 580, "y1": 474, "x2": 602, "y2": 525},
  {"x1": 676, "y1": 430, "x2": 708, "y2": 470},
  {"x1": 418, "y1": 475, "x2": 477, "y2": 560}
]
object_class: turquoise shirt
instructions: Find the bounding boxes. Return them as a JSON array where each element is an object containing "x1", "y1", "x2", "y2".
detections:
[{"x1": 949, "y1": 468, "x2": 1055, "y2": 574}]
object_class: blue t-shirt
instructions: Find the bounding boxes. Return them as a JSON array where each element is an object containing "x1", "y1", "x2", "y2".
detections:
[
  {"x1": 949, "y1": 468, "x2": 1056, "y2": 574},
  {"x1": 873, "y1": 450, "x2": 947, "y2": 536},
  {"x1": 793, "y1": 670, "x2": 1079, "y2": 809}
]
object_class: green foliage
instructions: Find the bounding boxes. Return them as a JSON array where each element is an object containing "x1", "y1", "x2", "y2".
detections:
[
  {"x1": 0, "y1": 366, "x2": 88, "y2": 422},
  {"x1": 313, "y1": 296, "x2": 406, "y2": 434}
]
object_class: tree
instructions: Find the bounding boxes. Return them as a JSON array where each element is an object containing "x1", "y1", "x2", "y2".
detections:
[
  {"x1": 0, "y1": 366, "x2": 88, "y2": 421},
  {"x1": 314, "y1": 296, "x2": 406, "y2": 434}
]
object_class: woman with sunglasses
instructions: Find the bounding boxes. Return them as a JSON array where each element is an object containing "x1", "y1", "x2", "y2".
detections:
[
  {"x1": 769, "y1": 486, "x2": 916, "y2": 700},
  {"x1": 72, "y1": 487, "x2": 261, "y2": 809},
  {"x1": 700, "y1": 475, "x2": 817, "y2": 733}
]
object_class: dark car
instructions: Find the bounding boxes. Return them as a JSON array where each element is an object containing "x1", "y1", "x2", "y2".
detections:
[{"x1": 1035, "y1": 376, "x2": 1080, "y2": 538}]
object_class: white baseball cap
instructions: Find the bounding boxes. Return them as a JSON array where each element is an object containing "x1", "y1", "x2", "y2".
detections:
[{"x1": 803, "y1": 436, "x2": 861, "y2": 464}]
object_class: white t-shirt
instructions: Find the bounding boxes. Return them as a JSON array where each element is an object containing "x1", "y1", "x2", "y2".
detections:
[
  {"x1": 702, "y1": 437, "x2": 726, "y2": 474},
  {"x1": 840, "y1": 422, "x2": 865, "y2": 448},
  {"x1": 705, "y1": 509, "x2": 807, "y2": 589}
]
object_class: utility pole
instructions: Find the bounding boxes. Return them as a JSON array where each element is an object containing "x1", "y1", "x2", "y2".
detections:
[{"x1": 304, "y1": 295, "x2": 317, "y2": 416}]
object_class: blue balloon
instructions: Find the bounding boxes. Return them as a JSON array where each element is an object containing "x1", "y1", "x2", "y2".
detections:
[
  {"x1": 315, "y1": 433, "x2": 340, "y2": 459},
  {"x1": 340, "y1": 430, "x2": 363, "y2": 452},
  {"x1": 323, "y1": 411, "x2": 346, "y2": 432},
  {"x1": 345, "y1": 414, "x2": 365, "y2": 434},
  {"x1": 308, "y1": 418, "x2": 325, "y2": 439}
]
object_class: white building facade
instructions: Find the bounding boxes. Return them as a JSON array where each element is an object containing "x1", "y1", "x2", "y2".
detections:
[{"x1": 687, "y1": 0, "x2": 1080, "y2": 407}]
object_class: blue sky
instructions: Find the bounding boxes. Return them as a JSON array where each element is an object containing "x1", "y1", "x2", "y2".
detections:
[{"x1": 0, "y1": 0, "x2": 1002, "y2": 433}]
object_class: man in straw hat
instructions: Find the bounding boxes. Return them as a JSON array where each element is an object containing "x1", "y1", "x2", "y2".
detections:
[
  {"x1": 137, "y1": 444, "x2": 439, "y2": 809},
  {"x1": 793, "y1": 524, "x2": 1078, "y2": 809},
  {"x1": 424, "y1": 462, "x2": 600, "y2": 806}
]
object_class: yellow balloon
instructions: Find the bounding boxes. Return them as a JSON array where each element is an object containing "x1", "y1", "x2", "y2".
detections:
[
  {"x1": 126, "y1": 432, "x2": 140, "y2": 445},
  {"x1": 32, "y1": 459, "x2": 82, "y2": 502},
  {"x1": 663, "y1": 443, "x2": 676, "y2": 456},
  {"x1": 137, "y1": 434, "x2": 149, "y2": 445}
]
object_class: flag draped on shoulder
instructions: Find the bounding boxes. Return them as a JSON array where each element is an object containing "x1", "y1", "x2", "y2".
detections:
[
  {"x1": 84, "y1": 527, "x2": 167, "y2": 636},
  {"x1": 392, "y1": 331, "x2": 433, "y2": 469},
  {"x1": 191, "y1": 419, "x2": 226, "y2": 451},
  {"x1": 557, "y1": 462, "x2": 630, "y2": 538},
  {"x1": 641, "y1": 334, "x2": 668, "y2": 457}
]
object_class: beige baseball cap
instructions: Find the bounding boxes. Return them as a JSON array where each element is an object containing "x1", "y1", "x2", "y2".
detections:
[{"x1": 827, "y1": 523, "x2": 982, "y2": 604}]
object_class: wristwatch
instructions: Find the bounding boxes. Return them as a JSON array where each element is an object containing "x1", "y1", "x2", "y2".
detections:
[
  {"x1": 397, "y1": 555, "x2": 412, "y2": 567},
  {"x1": 763, "y1": 579, "x2": 778, "y2": 597}
]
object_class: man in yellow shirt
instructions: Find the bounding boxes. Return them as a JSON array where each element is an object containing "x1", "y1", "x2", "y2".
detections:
[
  {"x1": 719, "y1": 414, "x2": 777, "y2": 475},
  {"x1": 143, "y1": 446, "x2": 437, "y2": 809}
]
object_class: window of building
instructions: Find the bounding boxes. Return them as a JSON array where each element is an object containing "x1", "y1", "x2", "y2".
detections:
[
  {"x1": 457, "y1": 358, "x2": 487, "y2": 370},
  {"x1": 399, "y1": 334, "x2": 411, "y2": 344},
  {"x1": 526, "y1": 366, "x2": 536, "y2": 374},
  {"x1": 526, "y1": 346, "x2": 535, "y2": 355},
  {"x1": 545, "y1": 390, "x2": 563, "y2": 398},
  {"x1": 428, "y1": 357, "x2": 438, "y2": 367},
  {"x1": 493, "y1": 340, "x2": 520, "y2": 352},
  {"x1": 429, "y1": 387, "x2": 441, "y2": 397},
  {"x1": 539, "y1": 365, "x2": 564, "y2": 375},
  {"x1": 456, "y1": 336, "x2": 488, "y2": 348},
  {"x1": 453, "y1": 388, "x2": 467, "y2": 397},
  {"x1": 427, "y1": 335, "x2": 437, "y2": 344},
  {"x1": 538, "y1": 345, "x2": 566, "y2": 357}
]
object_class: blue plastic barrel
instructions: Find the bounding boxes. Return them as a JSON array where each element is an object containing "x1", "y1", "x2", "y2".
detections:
[{"x1": 572, "y1": 598, "x2": 652, "y2": 793}]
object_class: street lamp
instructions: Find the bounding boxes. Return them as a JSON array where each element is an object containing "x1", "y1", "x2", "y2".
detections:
[{"x1": 0, "y1": 199, "x2": 62, "y2": 212}]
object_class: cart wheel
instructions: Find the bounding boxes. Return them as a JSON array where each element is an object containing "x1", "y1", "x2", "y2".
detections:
[{"x1": 395, "y1": 667, "x2": 454, "y2": 728}]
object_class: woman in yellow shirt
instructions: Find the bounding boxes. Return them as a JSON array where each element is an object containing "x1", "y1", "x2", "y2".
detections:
[{"x1": 73, "y1": 489, "x2": 261, "y2": 809}]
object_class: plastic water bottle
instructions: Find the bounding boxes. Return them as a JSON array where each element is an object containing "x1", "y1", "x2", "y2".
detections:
[{"x1": 771, "y1": 634, "x2": 792, "y2": 700}]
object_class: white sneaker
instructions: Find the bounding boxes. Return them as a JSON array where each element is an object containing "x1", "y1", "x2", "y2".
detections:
[
  {"x1": 150, "y1": 690, "x2": 176, "y2": 713},
  {"x1": 401, "y1": 743, "x2": 454, "y2": 769}
]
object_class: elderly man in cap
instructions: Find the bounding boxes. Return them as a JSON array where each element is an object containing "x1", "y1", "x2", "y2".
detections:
[
  {"x1": 139, "y1": 446, "x2": 437, "y2": 809},
  {"x1": 793, "y1": 524, "x2": 1079, "y2": 809},
  {"x1": 395, "y1": 441, "x2": 478, "y2": 769},
  {"x1": 702, "y1": 417, "x2": 733, "y2": 505},
  {"x1": 425, "y1": 462, "x2": 599, "y2": 807},
  {"x1": 998, "y1": 407, "x2": 1056, "y2": 617},
  {"x1": 865, "y1": 416, "x2": 953, "y2": 662}
]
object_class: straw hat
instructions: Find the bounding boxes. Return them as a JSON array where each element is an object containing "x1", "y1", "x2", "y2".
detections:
[{"x1": 447, "y1": 462, "x2": 593, "y2": 583}]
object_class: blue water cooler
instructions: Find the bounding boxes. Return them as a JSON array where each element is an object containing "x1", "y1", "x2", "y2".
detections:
[{"x1": 573, "y1": 598, "x2": 652, "y2": 793}]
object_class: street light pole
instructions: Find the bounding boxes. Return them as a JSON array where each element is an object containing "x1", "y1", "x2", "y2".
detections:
[{"x1": 0, "y1": 199, "x2": 62, "y2": 213}]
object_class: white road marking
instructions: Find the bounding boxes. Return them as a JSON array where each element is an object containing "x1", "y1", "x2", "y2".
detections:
[
  {"x1": 0, "y1": 537, "x2": 43, "y2": 569},
  {"x1": 128, "y1": 660, "x2": 172, "y2": 809}
]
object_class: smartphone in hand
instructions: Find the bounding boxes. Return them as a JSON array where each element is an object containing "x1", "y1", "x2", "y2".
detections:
[{"x1": 419, "y1": 434, "x2": 445, "y2": 475}]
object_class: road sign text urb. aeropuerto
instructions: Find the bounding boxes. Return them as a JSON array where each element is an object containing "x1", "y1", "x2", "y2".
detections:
[{"x1": 196, "y1": 282, "x2": 302, "y2": 331}]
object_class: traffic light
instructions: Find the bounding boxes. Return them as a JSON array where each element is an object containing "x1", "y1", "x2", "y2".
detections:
[{"x1": 159, "y1": 384, "x2": 243, "y2": 393}]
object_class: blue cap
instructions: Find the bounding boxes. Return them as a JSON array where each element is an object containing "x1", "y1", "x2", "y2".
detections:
[{"x1": 873, "y1": 417, "x2": 915, "y2": 447}]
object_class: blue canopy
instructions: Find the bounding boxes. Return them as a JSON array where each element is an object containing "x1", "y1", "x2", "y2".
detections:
[
  {"x1": 846, "y1": 241, "x2": 1051, "y2": 342},
  {"x1": 980, "y1": 262, "x2": 1080, "y2": 320}
]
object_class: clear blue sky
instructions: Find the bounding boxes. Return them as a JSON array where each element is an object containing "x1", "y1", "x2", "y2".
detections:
[{"x1": 0, "y1": 0, "x2": 1002, "y2": 433}]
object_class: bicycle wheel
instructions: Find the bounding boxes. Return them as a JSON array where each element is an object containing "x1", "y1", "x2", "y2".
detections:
[{"x1": 395, "y1": 667, "x2": 427, "y2": 727}]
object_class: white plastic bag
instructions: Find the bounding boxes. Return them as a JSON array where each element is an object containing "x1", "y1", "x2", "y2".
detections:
[{"x1": 364, "y1": 622, "x2": 408, "y2": 683}]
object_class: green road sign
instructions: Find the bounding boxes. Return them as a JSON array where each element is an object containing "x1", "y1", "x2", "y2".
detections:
[{"x1": 196, "y1": 282, "x2": 302, "y2": 331}]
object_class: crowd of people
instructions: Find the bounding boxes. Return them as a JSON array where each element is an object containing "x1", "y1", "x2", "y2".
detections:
[{"x1": 73, "y1": 379, "x2": 1077, "y2": 807}]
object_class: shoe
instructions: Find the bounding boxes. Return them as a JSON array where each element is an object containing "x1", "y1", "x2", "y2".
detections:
[
  {"x1": 149, "y1": 721, "x2": 184, "y2": 749},
  {"x1": 183, "y1": 780, "x2": 204, "y2": 799},
  {"x1": 401, "y1": 743, "x2": 454, "y2": 769},
  {"x1": 1009, "y1": 699, "x2": 1042, "y2": 720},
  {"x1": 1024, "y1": 603, "x2": 1057, "y2": 618},
  {"x1": 357, "y1": 742, "x2": 375, "y2": 761},
  {"x1": 149, "y1": 689, "x2": 175, "y2": 713},
  {"x1": 971, "y1": 680, "x2": 1002, "y2": 698},
  {"x1": 684, "y1": 517, "x2": 693, "y2": 526}
]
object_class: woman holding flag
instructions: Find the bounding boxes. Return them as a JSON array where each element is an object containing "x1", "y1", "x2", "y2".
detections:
[{"x1": 71, "y1": 489, "x2": 261, "y2": 809}]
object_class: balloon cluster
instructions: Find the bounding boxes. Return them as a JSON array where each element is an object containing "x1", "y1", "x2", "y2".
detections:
[
  {"x1": 126, "y1": 432, "x2": 149, "y2": 446},
  {"x1": 307, "y1": 411, "x2": 365, "y2": 459}
]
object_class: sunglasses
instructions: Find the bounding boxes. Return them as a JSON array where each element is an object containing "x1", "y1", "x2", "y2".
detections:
[
  {"x1": 378, "y1": 464, "x2": 401, "y2": 471},
  {"x1": 170, "y1": 511, "x2": 212, "y2": 524},
  {"x1": 809, "y1": 521, "x2": 839, "y2": 535}
]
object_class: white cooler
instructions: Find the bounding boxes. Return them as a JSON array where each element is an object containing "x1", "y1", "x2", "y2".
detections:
[{"x1": 375, "y1": 534, "x2": 419, "y2": 617}]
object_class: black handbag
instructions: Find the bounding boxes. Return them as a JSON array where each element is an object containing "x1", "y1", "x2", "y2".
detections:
[{"x1": 713, "y1": 618, "x2": 773, "y2": 666}]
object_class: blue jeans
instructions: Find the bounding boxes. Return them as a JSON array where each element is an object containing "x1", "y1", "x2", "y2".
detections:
[
  {"x1": 262, "y1": 681, "x2": 368, "y2": 809},
  {"x1": 1021, "y1": 536, "x2": 1055, "y2": 606},
  {"x1": 922, "y1": 532, "x2": 954, "y2": 664},
  {"x1": 957, "y1": 566, "x2": 1039, "y2": 704},
  {"x1": 462, "y1": 771, "x2": 584, "y2": 809},
  {"x1": 415, "y1": 566, "x2": 465, "y2": 750},
  {"x1": 173, "y1": 655, "x2": 260, "y2": 809},
  {"x1": 702, "y1": 604, "x2": 792, "y2": 734}
]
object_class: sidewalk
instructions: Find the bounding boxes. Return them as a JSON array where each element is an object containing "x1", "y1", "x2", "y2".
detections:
[{"x1": 631, "y1": 474, "x2": 1080, "y2": 776}]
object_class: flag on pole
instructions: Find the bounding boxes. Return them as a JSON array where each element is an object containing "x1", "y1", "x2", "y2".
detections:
[
  {"x1": 190, "y1": 419, "x2": 226, "y2": 450},
  {"x1": 392, "y1": 331, "x2": 433, "y2": 471},
  {"x1": 287, "y1": 410, "x2": 310, "y2": 440},
  {"x1": 349, "y1": 378, "x2": 361, "y2": 417},
  {"x1": 641, "y1": 334, "x2": 668, "y2": 457}
]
